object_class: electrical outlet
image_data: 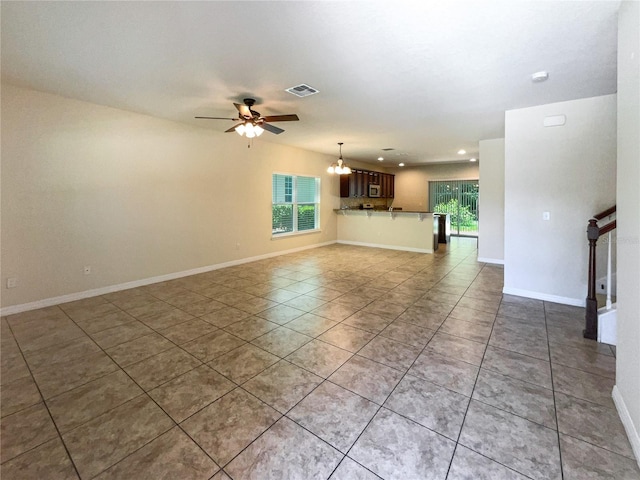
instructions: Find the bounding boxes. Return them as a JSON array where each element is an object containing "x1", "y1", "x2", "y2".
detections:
[
  {"x1": 6, "y1": 277, "x2": 17, "y2": 289},
  {"x1": 84, "y1": 266, "x2": 91, "y2": 275}
]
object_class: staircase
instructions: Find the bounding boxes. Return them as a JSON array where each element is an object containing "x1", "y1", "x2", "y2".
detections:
[{"x1": 584, "y1": 206, "x2": 617, "y2": 345}]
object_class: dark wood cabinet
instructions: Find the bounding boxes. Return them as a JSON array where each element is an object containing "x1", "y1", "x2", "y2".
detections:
[
  {"x1": 356, "y1": 170, "x2": 366, "y2": 197},
  {"x1": 380, "y1": 174, "x2": 388, "y2": 197},
  {"x1": 339, "y1": 175, "x2": 350, "y2": 197},
  {"x1": 369, "y1": 171, "x2": 379, "y2": 194},
  {"x1": 338, "y1": 169, "x2": 394, "y2": 198},
  {"x1": 381, "y1": 173, "x2": 394, "y2": 198}
]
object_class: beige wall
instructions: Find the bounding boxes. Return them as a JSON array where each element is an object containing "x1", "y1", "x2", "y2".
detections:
[
  {"x1": 389, "y1": 163, "x2": 479, "y2": 211},
  {"x1": 1, "y1": 84, "x2": 340, "y2": 308},
  {"x1": 615, "y1": 0, "x2": 640, "y2": 464},
  {"x1": 478, "y1": 138, "x2": 505, "y2": 263}
]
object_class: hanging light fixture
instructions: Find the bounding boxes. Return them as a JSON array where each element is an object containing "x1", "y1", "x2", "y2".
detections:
[
  {"x1": 235, "y1": 122, "x2": 264, "y2": 138},
  {"x1": 327, "y1": 142, "x2": 352, "y2": 175}
]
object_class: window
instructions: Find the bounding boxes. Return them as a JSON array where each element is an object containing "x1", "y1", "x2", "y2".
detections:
[{"x1": 272, "y1": 174, "x2": 320, "y2": 235}]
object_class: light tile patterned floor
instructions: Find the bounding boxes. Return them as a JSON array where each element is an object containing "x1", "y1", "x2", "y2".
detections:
[{"x1": 2, "y1": 239, "x2": 639, "y2": 479}]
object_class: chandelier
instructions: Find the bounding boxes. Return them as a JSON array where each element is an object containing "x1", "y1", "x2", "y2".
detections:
[{"x1": 327, "y1": 142, "x2": 352, "y2": 175}]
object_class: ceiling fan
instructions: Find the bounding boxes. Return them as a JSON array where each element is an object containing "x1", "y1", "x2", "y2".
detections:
[{"x1": 195, "y1": 98, "x2": 299, "y2": 137}]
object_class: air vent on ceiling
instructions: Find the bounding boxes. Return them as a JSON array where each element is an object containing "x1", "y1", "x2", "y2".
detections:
[
  {"x1": 285, "y1": 84, "x2": 319, "y2": 98},
  {"x1": 381, "y1": 148, "x2": 395, "y2": 151}
]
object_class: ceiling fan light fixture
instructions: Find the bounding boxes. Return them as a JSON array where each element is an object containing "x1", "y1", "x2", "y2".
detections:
[
  {"x1": 254, "y1": 124, "x2": 264, "y2": 137},
  {"x1": 235, "y1": 124, "x2": 245, "y2": 136},
  {"x1": 244, "y1": 123, "x2": 256, "y2": 138}
]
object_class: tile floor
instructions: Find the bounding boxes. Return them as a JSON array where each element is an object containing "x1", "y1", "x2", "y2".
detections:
[{"x1": 2, "y1": 239, "x2": 639, "y2": 479}]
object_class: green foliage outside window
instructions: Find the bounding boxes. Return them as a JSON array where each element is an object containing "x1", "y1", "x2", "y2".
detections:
[
  {"x1": 272, "y1": 205, "x2": 293, "y2": 233},
  {"x1": 297, "y1": 205, "x2": 316, "y2": 231},
  {"x1": 434, "y1": 198, "x2": 477, "y2": 227}
]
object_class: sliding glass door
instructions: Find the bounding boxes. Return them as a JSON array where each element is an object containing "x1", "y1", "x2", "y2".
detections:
[{"x1": 429, "y1": 180, "x2": 479, "y2": 237}]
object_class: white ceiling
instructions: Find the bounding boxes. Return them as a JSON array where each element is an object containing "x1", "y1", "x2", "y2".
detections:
[{"x1": 1, "y1": 1, "x2": 619, "y2": 166}]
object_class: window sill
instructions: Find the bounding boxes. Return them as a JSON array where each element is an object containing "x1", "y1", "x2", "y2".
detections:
[{"x1": 271, "y1": 229, "x2": 321, "y2": 240}]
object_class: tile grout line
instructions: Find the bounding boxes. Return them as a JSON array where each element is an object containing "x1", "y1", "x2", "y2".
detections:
[
  {"x1": 544, "y1": 300, "x2": 566, "y2": 480},
  {"x1": 442, "y1": 258, "x2": 499, "y2": 479},
  {"x1": 2, "y1": 317, "x2": 83, "y2": 480},
  {"x1": 446, "y1": 264, "x2": 541, "y2": 480}
]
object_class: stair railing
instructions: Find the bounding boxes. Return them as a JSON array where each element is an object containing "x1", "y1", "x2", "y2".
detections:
[{"x1": 584, "y1": 206, "x2": 617, "y2": 340}]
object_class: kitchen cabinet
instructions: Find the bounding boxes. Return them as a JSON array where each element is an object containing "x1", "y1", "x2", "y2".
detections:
[
  {"x1": 338, "y1": 168, "x2": 394, "y2": 198},
  {"x1": 379, "y1": 173, "x2": 395, "y2": 198},
  {"x1": 369, "y1": 171, "x2": 379, "y2": 189},
  {"x1": 379, "y1": 174, "x2": 388, "y2": 197},
  {"x1": 339, "y1": 175, "x2": 350, "y2": 198},
  {"x1": 356, "y1": 170, "x2": 367, "y2": 197}
]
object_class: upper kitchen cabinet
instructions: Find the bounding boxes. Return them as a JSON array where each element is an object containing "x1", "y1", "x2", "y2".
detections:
[
  {"x1": 339, "y1": 169, "x2": 394, "y2": 198},
  {"x1": 380, "y1": 173, "x2": 394, "y2": 198}
]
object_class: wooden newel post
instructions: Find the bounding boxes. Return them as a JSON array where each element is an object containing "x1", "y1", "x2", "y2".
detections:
[{"x1": 584, "y1": 219, "x2": 599, "y2": 340}]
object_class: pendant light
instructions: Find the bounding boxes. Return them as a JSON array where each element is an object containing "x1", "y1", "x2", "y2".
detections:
[{"x1": 327, "y1": 142, "x2": 352, "y2": 175}]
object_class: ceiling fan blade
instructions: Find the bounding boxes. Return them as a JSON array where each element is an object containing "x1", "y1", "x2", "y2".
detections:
[
  {"x1": 261, "y1": 114, "x2": 299, "y2": 122},
  {"x1": 234, "y1": 103, "x2": 252, "y2": 119},
  {"x1": 261, "y1": 123, "x2": 285, "y2": 135},
  {"x1": 225, "y1": 123, "x2": 244, "y2": 133},
  {"x1": 195, "y1": 116, "x2": 239, "y2": 120}
]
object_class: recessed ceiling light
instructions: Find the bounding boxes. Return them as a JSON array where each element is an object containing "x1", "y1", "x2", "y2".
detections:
[
  {"x1": 399, "y1": 163, "x2": 405, "y2": 167},
  {"x1": 457, "y1": 149, "x2": 466, "y2": 155},
  {"x1": 470, "y1": 158, "x2": 477, "y2": 162},
  {"x1": 378, "y1": 157, "x2": 384, "y2": 161},
  {"x1": 531, "y1": 71, "x2": 549, "y2": 82}
]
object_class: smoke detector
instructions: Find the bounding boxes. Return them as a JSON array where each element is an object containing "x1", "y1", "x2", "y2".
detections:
[{"x1": 531, "y1": 71, "x2": 549, "y2": 82}]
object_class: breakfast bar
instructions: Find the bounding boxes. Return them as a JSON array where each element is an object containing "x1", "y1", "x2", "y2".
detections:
[{"x1": 334, "y1": 209, "x2": 439, "y2": 253}]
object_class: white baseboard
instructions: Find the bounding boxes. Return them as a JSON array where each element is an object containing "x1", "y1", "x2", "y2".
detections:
[
  {"x1": 612, "y1": 385, "x2": 640, "y2": 467},
  {"x1": 477, "y1": 257, "x2": 505, "y2": 265},
  {"x1": 0, "y1": 240, "x2": 337, "y2": 316},
  {"x1": 336, "y1": 240, "x2": 433, "y2": 254},
  {"x1": 501, "y1": 287, "x2": 584, "y2": 307}
]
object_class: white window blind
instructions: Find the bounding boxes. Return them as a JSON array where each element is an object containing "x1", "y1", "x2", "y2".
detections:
[{"x1": 272, "y1": 174, "x2": 320, "y2": 235}]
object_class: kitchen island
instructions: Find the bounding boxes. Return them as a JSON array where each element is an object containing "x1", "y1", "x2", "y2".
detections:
[{"x1": 334, "y1": 209, "x2": 439, "y2": 253}]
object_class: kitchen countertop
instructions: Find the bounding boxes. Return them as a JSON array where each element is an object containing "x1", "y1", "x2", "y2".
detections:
[{"x1": 334, "y1": 208, "x2": 437, "y2": 214}]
